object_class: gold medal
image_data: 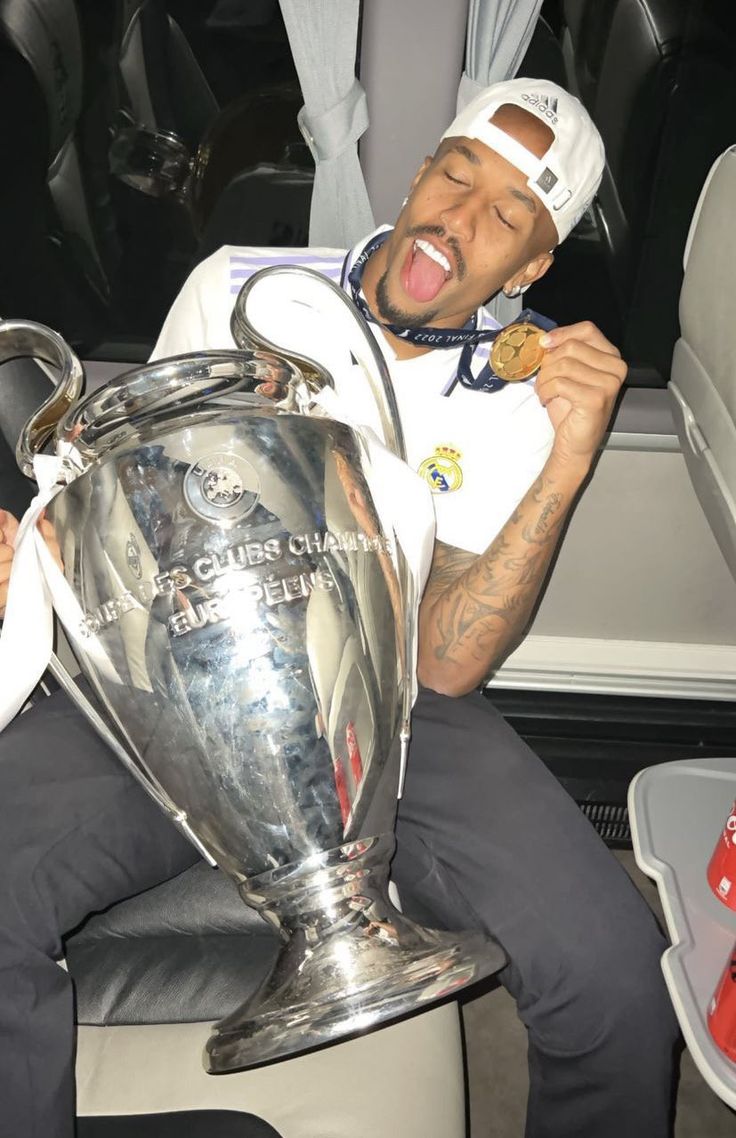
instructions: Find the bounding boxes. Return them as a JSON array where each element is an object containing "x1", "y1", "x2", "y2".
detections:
[{"x1": 490, "y1": 322, "x2": 546, "y2": 382}]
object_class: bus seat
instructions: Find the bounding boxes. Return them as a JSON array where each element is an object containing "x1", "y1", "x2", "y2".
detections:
[
  {"x1": 0, "y1": 0, "x2": 114, "y2": 348},
  {"x1": 669, "y1": 145, "x2": 736, "y2": 582},
  {"x1": 560, "y1": 0, "x2": 736, "y2": 383},
  {"x1": 117, "y1": 0, "x2": 219, "y2": 149}
]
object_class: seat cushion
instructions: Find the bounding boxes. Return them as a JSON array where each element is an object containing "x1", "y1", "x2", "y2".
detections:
[{"x1": 65, "y1": 862, "x2": 282, "y2": 1025}]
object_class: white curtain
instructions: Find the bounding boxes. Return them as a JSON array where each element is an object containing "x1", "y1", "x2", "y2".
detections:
[
  {"x1": 278, "y1": 0, "x2": 374, "y2": 248},
  {"x1": 459, "y1": 0, "x2": 544, "y2": 110},
  {"x1": 460, "y1": 0, "x2": 545, "y2": 322}
]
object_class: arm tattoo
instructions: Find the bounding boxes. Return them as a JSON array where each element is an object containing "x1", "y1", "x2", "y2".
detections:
[
  {"x1": 423, "y1": 542, "x2": 477, "y2": 596},
  {"x1": 421, "y1": 473, "x2": 572, "y2": 674},
  {"x1": 522, "y1": 490, "x2": 563, "y2": 544}
]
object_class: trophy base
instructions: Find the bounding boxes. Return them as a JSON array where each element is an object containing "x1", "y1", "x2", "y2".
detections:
[{"x1": 205, "y1": 836, "x2": 505, "y2": 1073}]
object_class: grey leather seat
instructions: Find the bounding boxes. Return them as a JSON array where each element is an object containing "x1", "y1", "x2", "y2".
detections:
[
  {"x1": 0, "y1": 0, "x2": 191, "y2": 356},
  {"x1": 67, "y1": 858, "x2": 466, "y2": 1136},
  {"x1": 116, "y1": 0, "x2": 219, "y2": 150},
  {"x1": 0, "y1": 0, "x2": 115, "y2": 348},
  {"x1": 563, "y1": 0, "x2": 688, "y2": 378},
  {"x1": 560, "y1": 0, "x2": 736, "y2": 381},
  {"x1": 668, "y1": 145, "x2": 736, "y2": 580},
  {"x1": 65, "y1": 791, "x2": 468, "y2": 1137}
]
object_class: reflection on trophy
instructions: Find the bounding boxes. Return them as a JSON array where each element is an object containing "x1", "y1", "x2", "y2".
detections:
[{"x1": 0, "y1": 268, "x2": 504, "y2": 1073}]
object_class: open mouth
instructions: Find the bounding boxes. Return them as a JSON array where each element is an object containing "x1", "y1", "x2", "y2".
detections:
[{"x1": 400, "y1": 237, "x2": 453, "y2": 303}]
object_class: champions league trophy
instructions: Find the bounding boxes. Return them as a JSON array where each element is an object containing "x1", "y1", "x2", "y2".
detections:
[{"x1": 0, "y1": 268, "x2": 504, "y2": 1072}]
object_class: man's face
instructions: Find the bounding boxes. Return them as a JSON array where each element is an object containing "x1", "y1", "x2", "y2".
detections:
[{"x1": 373, "y1": 106, "x2": 558, "y2": 330}]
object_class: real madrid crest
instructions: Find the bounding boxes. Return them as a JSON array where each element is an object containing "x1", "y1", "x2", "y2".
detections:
[
  {"x1": 418, "y1": 445, "x2": 463, "y2": 494},
  {"x1": 184, "y1": 450, "x2": 261, "y2": 524}
]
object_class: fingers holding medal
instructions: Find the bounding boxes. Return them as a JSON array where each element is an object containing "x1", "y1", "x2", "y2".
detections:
[
  {"x1": 532, "y1": 320, "x2": 627, "y2": 462},
  {"x1": 534, "y1": 321, "x2": 626, "y2": 399},
  {"x1": 488, "y1": 319, "x2": 626, "y2": 470}
]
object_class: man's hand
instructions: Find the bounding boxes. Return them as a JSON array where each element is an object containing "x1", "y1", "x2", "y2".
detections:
[
  {"x1": 0, "y1": 509, "x2": 62, "y2": 620},
  {"x1": 0, "y1": 510, "x2": 18, "y2": 619},
  {"x1": 536, "y1": 321, "x2": 626, "y2": 470}
]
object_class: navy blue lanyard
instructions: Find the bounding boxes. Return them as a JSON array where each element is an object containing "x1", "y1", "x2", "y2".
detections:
[{"x1": 343, "y1": 231, "x2": 556, "y2": 395}]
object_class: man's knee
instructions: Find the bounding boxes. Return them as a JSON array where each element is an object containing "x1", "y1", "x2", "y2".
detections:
[
  {"x1": 0, "y1": 696, "x2": 120, "y2": 949},
  {"x1": 518, "y1": 906, "x2": 678, "y2": 1059}
]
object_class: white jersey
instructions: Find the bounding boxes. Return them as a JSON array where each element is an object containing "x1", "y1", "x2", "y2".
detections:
[{"x1": 153, "y1": 230, "x2": 554, "y2": 555}]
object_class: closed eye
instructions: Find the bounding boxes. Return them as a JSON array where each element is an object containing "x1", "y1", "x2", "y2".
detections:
[
  {"x1": 495, "y1": 207, "x2": 515, "y2": 230},
  {"x1": 444, "y1": 171, "x2": 468, "y2": 187}
]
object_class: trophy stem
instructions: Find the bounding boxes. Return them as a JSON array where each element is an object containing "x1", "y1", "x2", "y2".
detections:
[{"x1": 206, "y1": 834, "x2": 505, "y2": 1073}]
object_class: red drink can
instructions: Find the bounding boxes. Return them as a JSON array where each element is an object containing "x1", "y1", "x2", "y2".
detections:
[
  {"x1": 707, "y1": 799, "x2": 736, "y2": 910},
  {"x1": 708, "y1": 943, "x2": 736, "y2": 1061}
]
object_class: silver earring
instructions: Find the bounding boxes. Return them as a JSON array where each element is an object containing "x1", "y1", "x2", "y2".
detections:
[
  {"x1": 402, "y1": 196, "x2": 409, "y2": 207},
  {"x1": 503, "y1": 284, "x2": 522, "y2": 298}
]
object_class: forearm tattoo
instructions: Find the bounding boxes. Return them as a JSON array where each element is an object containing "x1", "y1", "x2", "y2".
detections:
[{"x1": 422, "y1": 474, "x2": 568, "y2": 672}]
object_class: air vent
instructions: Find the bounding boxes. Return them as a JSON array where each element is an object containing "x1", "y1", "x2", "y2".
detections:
[{"x1": 579, "y1": 801, "x2": 631, "y2": 846}]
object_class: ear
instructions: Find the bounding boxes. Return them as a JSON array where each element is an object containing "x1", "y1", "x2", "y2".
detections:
[
  {"x1": 409, "y1": 155, "x2": 433, "y2": 195},
  {"x1": 503, "y1": 250, "x2": 554, "y2": 294}
]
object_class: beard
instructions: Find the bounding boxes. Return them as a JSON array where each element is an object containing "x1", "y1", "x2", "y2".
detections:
[{"x1": 374, "y1": 270, "x2": 442, "y2": 329}]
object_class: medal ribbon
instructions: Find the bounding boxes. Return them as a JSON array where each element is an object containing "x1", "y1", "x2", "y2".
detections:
[{"x1": 344, "y1": 231, "x2": 555, "y2": 395}]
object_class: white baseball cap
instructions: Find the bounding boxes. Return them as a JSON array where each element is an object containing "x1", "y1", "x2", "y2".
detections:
[{"x1": 441, "y1": 78, "x2": 605, "y2": 244}]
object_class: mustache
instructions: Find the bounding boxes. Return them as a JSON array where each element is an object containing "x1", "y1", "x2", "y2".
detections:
[{"x1": 407, "y1": 224, "x2": 466, "y2": 281}]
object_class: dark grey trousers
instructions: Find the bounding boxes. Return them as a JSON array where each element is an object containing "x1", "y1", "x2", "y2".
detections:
[{"x1": 0, "y1": 685, "x2": 679, "y2": 1138}]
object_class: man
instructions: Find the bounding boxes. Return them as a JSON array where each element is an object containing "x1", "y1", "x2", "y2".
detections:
[{"x1": 0, "y1": 79, "x2": 678, "y2": 1137}]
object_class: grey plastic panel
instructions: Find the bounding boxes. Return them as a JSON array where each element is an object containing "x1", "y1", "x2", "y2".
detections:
[
  {"x1": 359, "y1": 0, "x2": 469, "y2": 224},
  {"x1": 527, "y1": 446, "x2": 736, "y2": 647},
  {"x1": 630, "y1": 759, "x2": 736, "y2": 1110},
  {"x1": 608, "y1": 385, "x2": 677, "y2": 437},
  {"x1": 606, "y1": 385, "x2": 679, "y2": 451},
  {"x1": 671, "y1": 370, "x2": 736, "y2": 576}
]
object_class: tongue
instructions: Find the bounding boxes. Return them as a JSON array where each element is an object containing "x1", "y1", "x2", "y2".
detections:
[{"x1": 404, "y1": 245, "x2": 448, "y2": 303}]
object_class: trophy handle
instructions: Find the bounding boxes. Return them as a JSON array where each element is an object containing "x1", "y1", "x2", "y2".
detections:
[
  {"x1": 0, "y1": 318, "x2": 218, "y2": 863},
  {"x1": 232, "y1": 265, "x2": 416, "y2": 762},
  {"x1": 58, "y1": 350, "x2": 306, "y2": 466},
  {"x1": 0, "y1": 320, "x2": 84, "y2": 477},
  {"x1": 232, "y1": 266, "x2": 408, "y2": 463}
]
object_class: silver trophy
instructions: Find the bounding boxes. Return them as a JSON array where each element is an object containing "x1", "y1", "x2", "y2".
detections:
[{"x1": 0, "y1": 268, "x2": 504, "y2": 1072}]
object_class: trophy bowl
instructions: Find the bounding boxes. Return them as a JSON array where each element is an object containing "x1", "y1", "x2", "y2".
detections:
[{"x1": 0, "y1": 268, "x2": 505, "y2": 1072}]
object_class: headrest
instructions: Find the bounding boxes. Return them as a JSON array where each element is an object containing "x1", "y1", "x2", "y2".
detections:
[
  {"x1": 678, "y1": 145, "x2": 736, "y2": 430},
  {"x1": 683, "y1": 146, "x2": 736, "y2": 271},
  {"x1": 0, "y1": 0, "x2": 83, "y2": 163}
]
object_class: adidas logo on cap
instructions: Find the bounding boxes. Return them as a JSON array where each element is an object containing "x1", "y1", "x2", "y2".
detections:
[{"x1": 520, "y1": 92, "x2": 559, "y2": 124}]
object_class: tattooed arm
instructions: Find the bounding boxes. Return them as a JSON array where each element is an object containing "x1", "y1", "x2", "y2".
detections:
[
  {"x1": 417, "y1": 321, "x2": 627, "y2": 697},
  {"x1": 417, "y1": 455, "x2": 588, "y2": 695}
]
